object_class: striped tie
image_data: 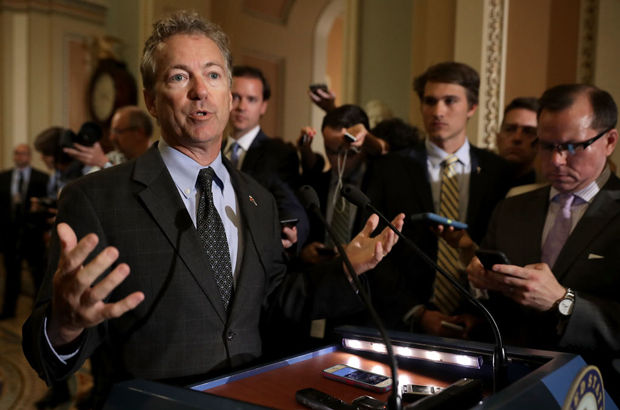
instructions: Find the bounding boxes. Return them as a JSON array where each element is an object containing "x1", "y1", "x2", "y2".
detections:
[
  {"x1": 326, "y1": 196, "x2": 352, "y2": 248},
  {"x1": 432, "y1": 155, "x2": 462, "y2": 314}
]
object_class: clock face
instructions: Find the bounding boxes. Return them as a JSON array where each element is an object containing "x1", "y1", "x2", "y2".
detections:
[
  {"x1": 559, "y1": 299, "x2": 574, "y2": 315},
  {"x1": 92, "y1": 73, "x2": 116, "y2": 122}
]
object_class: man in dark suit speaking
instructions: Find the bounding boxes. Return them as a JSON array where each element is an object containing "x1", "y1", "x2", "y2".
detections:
[
  {"x1": 467, "y1": 84, "x2": 620, "y2": 399},
  {"x1": 22, "y1": 10, "x2": 403, "y2": 408}
]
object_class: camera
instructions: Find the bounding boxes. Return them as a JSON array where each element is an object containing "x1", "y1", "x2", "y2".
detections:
[{"x1": 59, "y1": 121, "x2": 103, "y2": 149}]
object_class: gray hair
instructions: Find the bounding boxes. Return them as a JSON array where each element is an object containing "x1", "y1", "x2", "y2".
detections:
[{"x1": 140, "y1": 10, "x2": 233, "y2": 91}]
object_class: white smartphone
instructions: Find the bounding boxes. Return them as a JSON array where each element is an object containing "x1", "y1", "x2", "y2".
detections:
[
  {"x1": 440, "y1": 321, "x2": 465, "y2": 332},
  {"x1": 323, "y1": 364, "x2": 392, "y2": 393}
]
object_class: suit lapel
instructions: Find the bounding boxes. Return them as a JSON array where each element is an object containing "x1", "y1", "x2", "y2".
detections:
[
  {"x1": 241, "y1": 129, "x2": 266, "y2": 173},
  {"x1": 407, "y1": 147, "x2": 434, "y2": 212},
  {"x1": 519, "y1": 187, "x2": 549, "y2": 264},
  {"x1": 133, "y1": 145, "x2": 228, "y2": 322},
  {"x1": 467, "y1": 147, "x2": 484, "y2": 225},
  {"x1": 553, "y1": 176, "x2": 620, "y2": 280},
  {"x1": 222, "y1": 157, "x2": 263, "y2": 318}
]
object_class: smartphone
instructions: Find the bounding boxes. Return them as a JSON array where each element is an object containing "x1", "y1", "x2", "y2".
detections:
[
  {"x1": 475, "y1": 249, "x2": 511, "y2": 270},
  {"x1": 280, "y1": 218, "x2": 299, "y2": 229},
  {"x1": 310, "y1": 83, "x2": 329, "y2": 94},
  {"x1": 344, "y1": 132, "x2": 358, "y2": 143},
  {"x1": 323, "y1": 364, "x2": 392, "y2": 393},
  {"x1": 299, "y1": 133, "x2": 310, "y2": 146},
  {"x1": 440, "y1": 320, "x2": 465, "y2": 332},
  {"x1": 401, "y1": 384, "x2": 442, "y2": 402},
  {"x1": 351, "y1": 395, "x2": 386, "y2": 410},
  {"x1": 409, "y1": 212, "x2": 468, "y2": 230}
]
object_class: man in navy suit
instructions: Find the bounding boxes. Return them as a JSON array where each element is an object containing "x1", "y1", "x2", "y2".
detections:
[
  {"x1": 22, "y1": 11, "x2": 403, "y2": 408},
  {"x1": 0, "y1": 144, "x2": 49, "y2": 319},
  {"x1": 223, "y1": 65, "x2": 308, "y2": 249}
]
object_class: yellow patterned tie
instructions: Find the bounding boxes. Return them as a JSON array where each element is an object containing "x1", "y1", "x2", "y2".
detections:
[{"x1": 432, "y1": 155, "x2": 462, "y2": 314}]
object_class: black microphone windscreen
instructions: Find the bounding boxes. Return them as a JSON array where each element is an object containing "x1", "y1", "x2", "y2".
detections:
[
  {"x1": 341, "y1": 184, "x2": 370, "y2": 208},
  {"x1": 297, "y1": 185, "x2": 320, "y2": 211}
]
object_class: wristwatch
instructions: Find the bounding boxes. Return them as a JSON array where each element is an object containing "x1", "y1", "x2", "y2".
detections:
[{"x1": 557, "y1": 288, "x2": 575, "y2": 316}]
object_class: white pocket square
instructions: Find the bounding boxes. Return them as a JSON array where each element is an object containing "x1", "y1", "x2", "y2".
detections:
[{"x1": 588, "y1": 254, "x2": 604, "y2": 259}]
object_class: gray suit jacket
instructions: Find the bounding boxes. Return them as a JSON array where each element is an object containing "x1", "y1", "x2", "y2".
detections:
[
  {"x1": 22, "y1": 144, "x2": 362, "y2": 402},
  {"x1": 481, "y1": 173, "x2": 620, "y2": 357}
]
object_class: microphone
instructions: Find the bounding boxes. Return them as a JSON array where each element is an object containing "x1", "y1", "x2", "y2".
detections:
[
  {"x1": 340, "y1": 184, "x2": 508, "y2": 393},
  {"x1": 297, "y1": 185, "x2": 402, "y2": 410}
]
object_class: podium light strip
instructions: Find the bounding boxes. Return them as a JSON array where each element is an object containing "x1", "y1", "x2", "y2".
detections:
[{"x1": 342, "y1": 338, "x2": 482, "y2": 369}]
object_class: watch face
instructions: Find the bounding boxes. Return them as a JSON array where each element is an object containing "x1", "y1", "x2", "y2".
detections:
[
  {"x1": 559, "y1": 299, "x2": 574, "y2": 315},
  {"x1": 92, "y1": 73, "x2": 116, "y2": 122}
]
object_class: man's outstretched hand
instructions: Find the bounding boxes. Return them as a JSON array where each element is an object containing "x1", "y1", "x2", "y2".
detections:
[
  {"x1": 345, "y1": 213, "x2": 405, "y2": 275},
  {"x1": 47, "y1": 223, "x2": 144, "y2": 349}
]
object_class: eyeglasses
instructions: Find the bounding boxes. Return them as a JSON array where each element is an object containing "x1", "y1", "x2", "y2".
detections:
[
  {"x1": 500, "y1": 124, "x2": 538, "y2": 138},
  {"x1": 532, "y1": 127, "x2": 613, "y2": 156}
]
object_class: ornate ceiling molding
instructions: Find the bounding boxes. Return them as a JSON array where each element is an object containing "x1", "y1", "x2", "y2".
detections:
[{"x1": 0, "y1": 0, "x2": 107, "y2": 25}]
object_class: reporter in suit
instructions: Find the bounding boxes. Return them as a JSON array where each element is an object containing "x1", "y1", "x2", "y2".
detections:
[
  {"x1": 467, "y1": 84, "x2": 620, "y2": 399},
  {"x1": 22, "y1": 11, "x2": 403, "y2": 408},
  {"x1": 364, "y1": 62, "x2": 513, "y2": 332},
  {"x1": 0, "y1": 144, "x2": 49, "y2": 319},
  {"x1": 223, "y1": 65, "x2": 308, "y2": 249}
]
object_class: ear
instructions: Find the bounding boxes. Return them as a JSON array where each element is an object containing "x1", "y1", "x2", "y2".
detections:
[
  {"x1": 228, "y1": 90, "x2": 233, "y2": 113},
  {"x1": 467, "y1": 103, "x2": 478, "y2": 119},
  {"x1": 143, "y1": 89, "x2": 158, "y2": 119},
  {"x1": 260, "y1": 100, "x2": 268, "y2": 116},
  {"x1": 604, "y1": 128, "x2": 618, "y2": 156}
]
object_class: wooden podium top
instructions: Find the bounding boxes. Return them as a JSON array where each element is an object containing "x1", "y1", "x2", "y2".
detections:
[{"x1": 203, "y1": 349, "x2": 455, "y2": 409}]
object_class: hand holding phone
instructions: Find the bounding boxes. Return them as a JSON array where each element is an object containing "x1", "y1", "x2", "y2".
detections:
[
  {"x1": 410, "y1": 212, "x2": 468, "y2": 230},
  {"x1": 323, "y1": 364, "x2": 392, "y2": 393},
  {"x1": 280, "y1": 218, "x2": 299, "y2": 229},
  {"x1": 475, "y1": 249, "x2": 511, "y2": 270}
]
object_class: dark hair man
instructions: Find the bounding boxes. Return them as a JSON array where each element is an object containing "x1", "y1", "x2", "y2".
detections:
[
  {"x1": 496, "y1": 97, "x2": 539, "y2": 186},
  {"x1": 22, "y1": 11, "x2": 403, "y2": 408},
  {"x1": 467, "y1": 84, "x2": 620, "y2": 402},
  {"x1": 364, "y1": 62, "x2": 513, "y2": 332},
  {"x1": 0, "y1": 144, "x2": 49, "y2": 319},
  {"x1": 223, "y1": 65, "x2": 308, "y2": 249}
]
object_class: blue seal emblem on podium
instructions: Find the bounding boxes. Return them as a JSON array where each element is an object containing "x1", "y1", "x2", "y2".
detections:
[{"x1": 562, "y1": 365, "x2": 605, "y2": 410}]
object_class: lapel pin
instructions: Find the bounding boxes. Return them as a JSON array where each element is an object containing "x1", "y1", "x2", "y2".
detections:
[{"x1": 249, "y1": 195, "x2": 257, "y2": 206}]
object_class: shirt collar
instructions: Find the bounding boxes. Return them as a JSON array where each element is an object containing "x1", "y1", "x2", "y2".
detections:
[
  {"x1": 158, "y1": 137, "x2": 229, "y2": 200},
  {"x1": 549, "y1": 166, "x2": 611, "y2": 204},
  {"x1": 425, "y1": 138, "x2": 471, "y2": 169},
  {"x1": 227, "y1": 125, "x2": 261, "y2": 153}
]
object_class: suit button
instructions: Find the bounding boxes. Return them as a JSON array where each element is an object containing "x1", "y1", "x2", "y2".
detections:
[{"x1": 227, "y1": 329, "x2": 236, "y2": 341}]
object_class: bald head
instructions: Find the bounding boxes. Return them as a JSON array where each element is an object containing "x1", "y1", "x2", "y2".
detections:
[
  {"x1": 13, "y1": 144, "x2": 32, "y2": 168},
  {"x1": 110, "y1": 106, "x2": 153, "y2": 160}
]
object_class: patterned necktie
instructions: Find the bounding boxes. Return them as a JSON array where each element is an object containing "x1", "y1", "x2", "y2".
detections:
[
  {"x1": 541, "y1": 193, "x2": 575, "y2": 268},
  {"x1": 230, "y1": 142, "x2": 241, "y2": 168},
  {"x1": 432, "y1": 155, "x2": 462, "y2": 314},
  {"x1": 197, "y1": 168, "x2": 234, "y2": 310},
  {"x1": 326, "y1": 196, "x2": 352, "y2": 249}
]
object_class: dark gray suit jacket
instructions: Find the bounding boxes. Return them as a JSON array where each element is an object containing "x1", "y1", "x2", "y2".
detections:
[
  {"x1": 481, "y1": 174, "x2": 620, "y2": 358},
  {"x1": 22, "y1": 144, "x2": 362, "y2": 402}
]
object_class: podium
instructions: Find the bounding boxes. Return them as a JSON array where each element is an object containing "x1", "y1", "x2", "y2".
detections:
[{"x1": 103, "y1": 327, "x2": 617, "y2": 409}]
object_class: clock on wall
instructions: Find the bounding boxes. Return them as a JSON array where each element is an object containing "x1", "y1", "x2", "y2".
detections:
[{"x1": 87, "y1": 58, "x2": 138, "y2": 127}]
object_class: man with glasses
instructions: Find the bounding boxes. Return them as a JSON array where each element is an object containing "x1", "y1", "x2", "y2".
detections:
[
  {"x1": 496, "y1": 97, "x2": 539, "y2": 187},
  {"x1": 467, "y1": 84, "x2": 620, "y2": 399},
  {"x1": 63, "y1": 106, "x2": 153, "y2": 171}
]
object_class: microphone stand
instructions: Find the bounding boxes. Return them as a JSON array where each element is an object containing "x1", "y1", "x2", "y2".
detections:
[
  {"x1": 341, "y1": 184, "x2": 508, "y2": 393},
  {"x1": 298, "y1": 186, "x2": 402, "y2": 410}
]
